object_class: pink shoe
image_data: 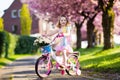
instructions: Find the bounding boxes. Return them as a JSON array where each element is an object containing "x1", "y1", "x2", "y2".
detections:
[
  {"x1": 61, "y1": 70, "x2": 65, "y2": 75},
  {"x1": 56, "y1": 63, "x2": 59, "y2": 69}
]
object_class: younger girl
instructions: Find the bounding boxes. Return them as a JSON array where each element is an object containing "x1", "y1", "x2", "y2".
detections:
[{"x1": 46, "y1": 15, "x2": 73, "y2": 66}]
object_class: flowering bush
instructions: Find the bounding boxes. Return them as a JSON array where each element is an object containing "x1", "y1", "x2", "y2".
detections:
[{"x1": 33, "y1": 35, "x2": 51, "y2": 47}]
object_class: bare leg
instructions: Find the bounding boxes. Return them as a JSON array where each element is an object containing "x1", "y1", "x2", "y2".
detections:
[{"x1": 63, "y1": 50, "x2": 67, "y2": 66}]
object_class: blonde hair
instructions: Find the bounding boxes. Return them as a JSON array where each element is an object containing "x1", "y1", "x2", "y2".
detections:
[{"x1": 56, "y1": 15, "x2": 69, "y2": 28}]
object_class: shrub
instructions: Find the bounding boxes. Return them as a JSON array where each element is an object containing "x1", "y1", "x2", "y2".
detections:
[
  {"x1": 0, "y1": 31, "x2": 5, "y2": 57},
  {"x1": 15, "y1": 35, "x2": 38, "y2": 54},
  {"x1": 7, "y1": 33, "x2": 18, "y2": 57},
  {"x1": 0, "y1": 31, "x2": 19, "y2": 58}
]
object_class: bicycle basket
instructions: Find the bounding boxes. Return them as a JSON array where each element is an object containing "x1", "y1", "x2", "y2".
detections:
[{"x1": 41, "y1": 45, "x2": 52, "y2": 54}]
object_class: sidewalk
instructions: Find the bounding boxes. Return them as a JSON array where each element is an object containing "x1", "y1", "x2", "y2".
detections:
[
  {"x1": 0, "y1": 56, "x2": 38, "y2": 80},
  {"x1": 0, "y1": 56, "x2": 104, "y2": 80}
]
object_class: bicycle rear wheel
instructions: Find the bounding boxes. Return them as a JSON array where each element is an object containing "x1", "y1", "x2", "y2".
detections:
[
  {"x1": 66, "y1": 54, "x2": 81, "y2": 76},
  {"x1": 35, "y1": 55, "x2": 52, "y2": 78}
]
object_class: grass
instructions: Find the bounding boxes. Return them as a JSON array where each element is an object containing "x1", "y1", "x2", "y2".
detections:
[
  {"x1": 0, "y1": 54, "x2": 33, "y2": 68},
  {"x1": 78, "y1": 46, "x2": 120, "y2": 73}
]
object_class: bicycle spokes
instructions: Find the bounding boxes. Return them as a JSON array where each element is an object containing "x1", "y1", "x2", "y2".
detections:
[
  {"x1": 35, "y1": 57, "x2": 51, "y2": 78},
  {"x1": 66, "y1": 55, "x2": 81, "y2": 76}
]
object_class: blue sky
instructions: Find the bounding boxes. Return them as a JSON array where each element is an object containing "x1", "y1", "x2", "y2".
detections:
[{"x1": 0, "y1": 0, "x2": 14, "y2": 17}]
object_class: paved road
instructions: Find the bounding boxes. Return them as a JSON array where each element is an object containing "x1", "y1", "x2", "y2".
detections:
[{"x1": 0, "y1": 56, "x2": 105, "y2": 80}]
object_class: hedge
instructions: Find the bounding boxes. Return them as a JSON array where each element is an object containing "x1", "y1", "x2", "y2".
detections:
[
  {"x1": 0, "y1": 31, "x2": 18, "y2": 58},
  {"x1": 0, "y1": 31, "x2": 39, "y2": 58},
  {"x1": 0, "y1": 31, "x2": 5, "y2": 57},
  {"x1": 15, "y1": 35, "x2": 38, "y2": 54}
]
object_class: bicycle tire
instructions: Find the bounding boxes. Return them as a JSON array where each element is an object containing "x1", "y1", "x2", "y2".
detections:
[
  {"x1": 35, "y1": 55, "x2": 52, "y2": 78},
  {"x1": 66, "y1": 54, "x2": 81, "y2": 76}
]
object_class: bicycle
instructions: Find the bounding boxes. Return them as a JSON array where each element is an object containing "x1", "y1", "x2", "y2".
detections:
[{"x1": 34, "y1": 35, "x2": 81, "y2": 78}]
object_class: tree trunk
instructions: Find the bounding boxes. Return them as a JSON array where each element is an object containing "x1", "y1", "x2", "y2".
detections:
[
  {"x1": 102, "y1": 8, "x2": 115, "y2": 49},
  {"x1": 75, "y1": 17, "x2": 87, "y2": 49},
  {"x1": 86, "y1": 13, "x2": 98, "y2": 48},
  {"x1": 87, "y1": 20, "x2": 95, "y2": 48},
  {"x1": 75, "y1": 22, "x2": 82, "y2": 49},
  {"x1": 98, "y1": 0, "x2": 115, "y2": 50},
  {"x1": 93, "y1": 29, "x2": 99, "y2": 45}
]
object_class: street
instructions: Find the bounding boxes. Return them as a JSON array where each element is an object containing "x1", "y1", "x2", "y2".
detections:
[{"x1": 0, "y1": 56, "x2": 93, "y2": 80}]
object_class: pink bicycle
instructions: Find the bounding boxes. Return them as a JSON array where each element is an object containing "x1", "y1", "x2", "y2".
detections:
[{"x1": 34, "y1": 35, "x2": 81, "y2": 78}]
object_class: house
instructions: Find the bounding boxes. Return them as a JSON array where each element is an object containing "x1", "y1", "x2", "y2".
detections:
[{"x1": 2, "y1": 0, "x2": 41, "y2": 35}]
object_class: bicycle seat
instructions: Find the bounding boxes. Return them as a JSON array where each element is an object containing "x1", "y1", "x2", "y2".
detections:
[{"x1": 70, "y1": 51, "x2": 80, "y2": 57}]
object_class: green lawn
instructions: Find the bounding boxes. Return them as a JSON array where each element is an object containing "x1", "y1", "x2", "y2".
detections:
[
  {"x1": 0, "y1": 54, "x2": 33, "y2": 68},
  {"x1": 78, "y1": 46, "x2": 120, "y2": 73}
]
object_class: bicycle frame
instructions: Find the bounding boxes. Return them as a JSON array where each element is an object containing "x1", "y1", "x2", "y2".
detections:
[
  {"x1": 40, "y1": 44, "x2": 65, "y2": 67},
  {"x1": 40, "y1": 43, "x2": 80, "y2": 71}
]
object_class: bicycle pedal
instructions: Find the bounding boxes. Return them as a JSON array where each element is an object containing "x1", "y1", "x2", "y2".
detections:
[{"x1": 58, "y1": 64, "x2": 66, "y2": 68}]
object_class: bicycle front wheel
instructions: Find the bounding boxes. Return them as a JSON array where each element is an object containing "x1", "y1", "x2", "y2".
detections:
[
  {"x1": 66, "y1": 54, "x2": 81, "y2": 76},
  {"x1": 35, "y1": 56, "x2": 52, "y2": 78}
]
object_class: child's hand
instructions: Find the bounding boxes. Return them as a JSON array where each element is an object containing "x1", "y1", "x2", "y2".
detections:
[
  {"x1": 42, "y1": 34, "x2": 47, "y2": 37},
  {"x1": 58, "y1": 32, "x2": 64, "y2": 37}
]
